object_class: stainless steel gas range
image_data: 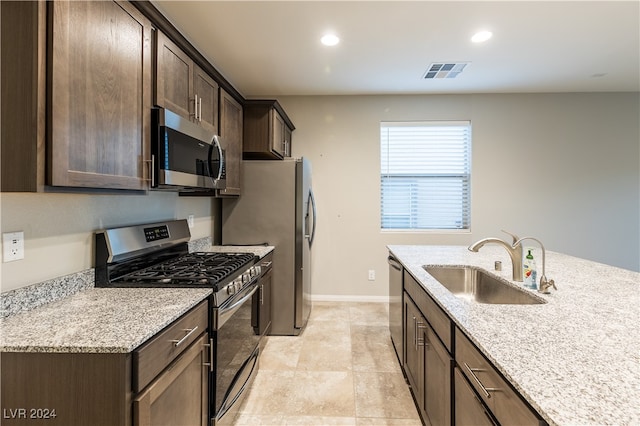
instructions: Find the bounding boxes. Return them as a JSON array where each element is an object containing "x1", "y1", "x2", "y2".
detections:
[{"x1": 95, "y1": 219, "x2": 263, "y2": 425}]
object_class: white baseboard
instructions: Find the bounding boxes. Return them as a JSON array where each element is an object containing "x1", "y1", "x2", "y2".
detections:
[{"x1": 310, "y1": 294, "x2": 389, "y2": 303}]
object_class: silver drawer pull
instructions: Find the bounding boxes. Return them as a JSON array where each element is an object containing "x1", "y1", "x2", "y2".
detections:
[
  {"x1": 463, "y1": 362, "x2": 500, "y2": 398},
  {"x1": 170, "y1": 326, "x2": 199, "y2": 347}
]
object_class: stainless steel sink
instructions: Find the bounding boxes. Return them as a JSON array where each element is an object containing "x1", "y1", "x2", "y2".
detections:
[{"x1": 423, "y1": 266, "x2": 546, "y2": 305}]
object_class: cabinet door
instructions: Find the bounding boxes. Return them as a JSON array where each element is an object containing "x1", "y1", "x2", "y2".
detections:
[
  {"x1": 49, "y1": 1, "x2": 151, "y2": 190},
  {"x1": 454, "y1": 367, "x2": 496, "y2": 426},
  {"x1": 218, "y1": 89, "x2": 243, "y2": 196},
  {"x1": 134, "y1": 334, "x2": 209, "y2": 426},
  {"x1": 193, "y1": 65, "x2": 218, "y2": 133},
  {"x1": 155, "y1": 31, "x2": 193, "y2": 120},
  {"x1": 404, "y1": 294, "x2": 424, "y2": 409},
  {"x1": 283, "y1": 125, "x2": 292, "y2": 157},
  {"x1": 271, "y1": 110, "x2": 286, "y2": 157},
  {"x1": 260, "y1": 266, "x2": 272, "y2": 334},
  {"x1": 253, "y1": 265, "x2": 273, "y2": 335},
  {"x1": 424, "y1": 323, "x2": 452, "y2": 426}
]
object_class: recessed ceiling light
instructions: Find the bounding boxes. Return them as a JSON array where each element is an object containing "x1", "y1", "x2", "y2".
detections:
[
  {"x1": 471, "y1": 31, "x2": 493, "y2": 43},
  {"x1": 321, "y1": 34, "x2": 340, "y2": 46}
]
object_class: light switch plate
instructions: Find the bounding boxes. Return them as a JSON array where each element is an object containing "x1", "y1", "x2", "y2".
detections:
[{"x1": 3, "y1": 231, "x2": 24, "y2": 262}]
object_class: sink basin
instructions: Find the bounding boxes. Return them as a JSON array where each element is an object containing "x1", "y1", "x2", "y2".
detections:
[{"x1": 423, "y1": 266, "x2": 546, "y2": 305}]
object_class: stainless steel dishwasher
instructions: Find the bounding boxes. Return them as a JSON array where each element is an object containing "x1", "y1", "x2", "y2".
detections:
[{"x1": 388, "y1": 254, "x2": 404, "y2": 365}]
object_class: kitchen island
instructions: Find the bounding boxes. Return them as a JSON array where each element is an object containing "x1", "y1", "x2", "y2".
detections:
[{"x1": 388, "y1": 245, "x2": 639, "y2": 426}]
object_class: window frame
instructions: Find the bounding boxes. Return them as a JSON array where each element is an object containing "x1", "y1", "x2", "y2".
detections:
[{"x1": 380, "y1": 120, "x2": 472, "y2": 232}]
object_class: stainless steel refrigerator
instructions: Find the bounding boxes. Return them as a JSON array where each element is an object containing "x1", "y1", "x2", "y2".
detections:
[{"x1": 222, "y1": 158, "x2": 316, "y2": 335}]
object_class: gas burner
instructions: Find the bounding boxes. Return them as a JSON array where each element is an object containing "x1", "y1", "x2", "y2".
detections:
[{"x1": 114, "y1": 251, "x2": 256, "y2": 290}]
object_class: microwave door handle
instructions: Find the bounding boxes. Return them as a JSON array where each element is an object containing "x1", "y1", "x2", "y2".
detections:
[
  {"x1": 215, "y1": 138, "x2": 224, "y2": 180},
  {"x1": 210, "y1": 136, "x2": 224, "y2": 180}
]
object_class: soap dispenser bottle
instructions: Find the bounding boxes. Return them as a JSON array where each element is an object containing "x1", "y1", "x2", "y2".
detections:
[{"x1": 523, "y1": 249, "x2": 538, "y2": 290}]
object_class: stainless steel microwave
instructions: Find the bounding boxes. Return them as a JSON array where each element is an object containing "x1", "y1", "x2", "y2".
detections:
[{"x1": 151, "y1": 108, "x2": 226, "y2": 191}]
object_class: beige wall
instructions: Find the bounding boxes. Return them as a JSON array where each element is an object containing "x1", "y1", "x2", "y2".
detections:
[
  {"x1": 2, "y1": 93, "x2": 637, "y2": 299},
  {"x1": 278, "y1": 93, "x2": 640, "y2": 300},
  {"x1": 0, "y1": 191, "x2": 216, "y2": 292}
]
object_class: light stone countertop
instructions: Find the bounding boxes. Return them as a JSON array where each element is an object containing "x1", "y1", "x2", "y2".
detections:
[
  {"x1": 387, "y1": 245, "x2": 640, "y2": 426},
  {"x1": 0, "y1": 287, "x2": 212, "y2": 353},
  {"x1": 0, "y1": 245, "x2": 272, "y2": 354}
]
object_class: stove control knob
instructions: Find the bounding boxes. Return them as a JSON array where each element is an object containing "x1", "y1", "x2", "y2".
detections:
[{"x1": 226, "y1": 285, "x2": 234, "y2": 295}]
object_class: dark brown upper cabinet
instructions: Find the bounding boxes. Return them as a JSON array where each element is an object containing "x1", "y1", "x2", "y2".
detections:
[
  {"x1": 49, "y1": 1, "x2": 152, "y2": 190},
  {"x1": 1, "y1": 0, "x2": 152, "y2": 191},
  {"x1": 155, "y1": 31, "x2": 218, "y2": 134},
  {"x1": 218, "y1": 89, "x2": 243, "y2": 196},
  {"x1": 243, "y1": 100, "x2": 295, "y2": 160}
]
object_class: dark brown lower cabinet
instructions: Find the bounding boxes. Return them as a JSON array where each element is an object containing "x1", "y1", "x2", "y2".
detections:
[
  {"x1": 0, "y1": 352, "x2": 132, "y2": 426},
  {"x1": 133, "y1": 334, "x2": 209, "y2": 426},
  {"x1": 253, "y1": 253, "x2": 273, "y2": 336},
  {"x1": 404, "y1": 292, "x2": 452, "y2": 426},
  {"x1": 0, "y1": 301, "x2": 209, "y2": 426}
]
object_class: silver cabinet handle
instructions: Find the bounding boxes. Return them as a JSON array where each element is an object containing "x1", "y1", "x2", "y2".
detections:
[
  {"x1": 203, "y1": 337, "x2": 214, "y2": 372},
  {"x1": 416, "y1": 321, "x2": 427, "y2": 348},
  {"x1": 198, "y1": 96, "x2": 202, "y2": 122},
  {"x1": 463, "y1": 362, "x2": 500, "y2": 398},
  {"x1": 259, "y1": 284, "x2": 264, "y2": 305},
  {"x1": 170, "y1": 326, "x2": 199, "y2": 347}
]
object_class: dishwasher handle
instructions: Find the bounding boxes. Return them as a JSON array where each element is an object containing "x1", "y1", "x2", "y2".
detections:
[{"x1": 388, "y1": 255, "x2": 402, "y2": 271}]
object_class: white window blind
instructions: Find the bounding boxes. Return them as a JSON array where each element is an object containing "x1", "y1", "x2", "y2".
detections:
[{"x1": 380, "y1": 121, "x2": 471, "y2": 230}]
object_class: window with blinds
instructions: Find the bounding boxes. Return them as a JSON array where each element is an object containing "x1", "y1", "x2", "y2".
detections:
[{"x1": 380, "y1": 121, "x2": 471, "y2": 230}]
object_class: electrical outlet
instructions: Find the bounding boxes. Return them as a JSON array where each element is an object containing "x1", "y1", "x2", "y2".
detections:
[
  {"x1": 187, "y1": 215, "x2": 195, "y2": 229},
  {"x1": 3, "y1": 231, "x2": 24, "y2": 262},
  {"x1": 368, "y1": 270, "x2": 376, "y2": 281}
]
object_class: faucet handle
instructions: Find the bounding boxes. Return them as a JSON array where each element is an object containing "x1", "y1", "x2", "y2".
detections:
[
  {"x1": 501, "y1": 230, "x2": 520, "y2": 245},
  {"x1": 538, "y1": 276, "x2": 557, "y2": 294}
]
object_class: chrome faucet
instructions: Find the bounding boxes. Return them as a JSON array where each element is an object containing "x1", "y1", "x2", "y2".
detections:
[
  {"x1": 468, "y1": 230, "x2": 523, "y2": 281},
  {"x1": 468, "y1": 231, "x2": 557, "y2": 293}
]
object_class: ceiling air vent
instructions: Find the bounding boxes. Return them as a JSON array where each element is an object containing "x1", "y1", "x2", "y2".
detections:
[{"x1": 423, "y1": 62, "x2": 469, "y2": 79}]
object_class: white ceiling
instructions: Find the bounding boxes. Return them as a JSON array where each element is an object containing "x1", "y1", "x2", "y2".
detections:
[{"x1": 151, "y1": 1, "x2": 640, "y2": 98}]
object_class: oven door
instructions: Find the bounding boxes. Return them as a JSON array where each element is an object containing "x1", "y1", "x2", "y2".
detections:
[{"x1": 212, "y1": 280, "x2": 261, "y2": 424}]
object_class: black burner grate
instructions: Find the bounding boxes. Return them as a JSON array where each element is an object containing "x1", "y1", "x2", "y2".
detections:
[{"x1": 117, "y1": 252, "x2": 255, "y2": 289}]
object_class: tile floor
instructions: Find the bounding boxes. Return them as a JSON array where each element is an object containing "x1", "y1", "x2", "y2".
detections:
[{"x1": 233, "y1": 301, "x2": 422, "y2": 425}]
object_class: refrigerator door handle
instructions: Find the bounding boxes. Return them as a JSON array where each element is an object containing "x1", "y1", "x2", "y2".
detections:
[{"x1": 306, "y1": 189, "x2": 317, "y2": 246}]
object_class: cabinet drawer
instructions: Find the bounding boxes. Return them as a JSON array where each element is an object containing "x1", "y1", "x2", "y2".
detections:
[
  {"x1": 404, "y1": 270, "x2": 452, "y2": 351},
  {"x1": 454, "y1": 366, "x2": 497, "y2": 426},
  {"x1": 134, "y1": 300, "x2": 208, "y2": 392},
  {"x1": 455, "y1": 329, "x2": 543, "y2": 426}
]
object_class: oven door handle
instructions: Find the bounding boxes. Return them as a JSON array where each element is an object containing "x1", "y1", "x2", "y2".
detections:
[{"x1": 214, "y1": 281, "x2": 259, "y2": 329}]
